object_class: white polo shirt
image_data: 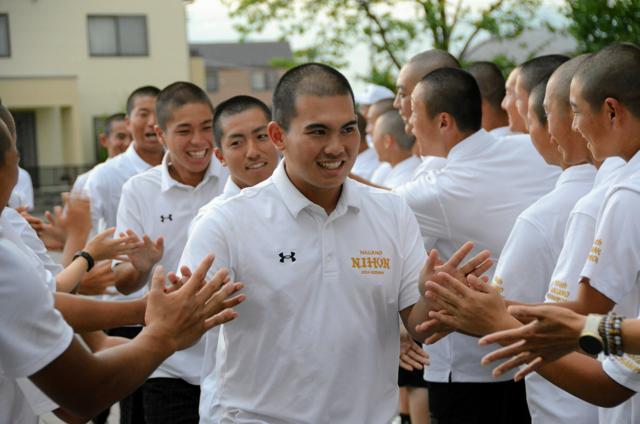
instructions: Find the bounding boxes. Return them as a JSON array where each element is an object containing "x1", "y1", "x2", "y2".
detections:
[
  {"x1": 544, "y1": 157, "x2": 625, "y2": 304},
  {"x1": 181, "y1": 160, "x2": 424, "y2": 423},
  {"x1": 489, "y1": 126, "x2": 518, "y2": 139},
  {"x1": 600, "y1": 345, "x2": 640, "y2": 424},
  {"x1": 190, "y1": 176, "x2": 240, "y2": 236},
  {"x1": 383, "y1": 156, "x2": 421, "y2": 189},
  {"x1": 8, "y1": 167, "x2": 34, "y2": 210},
  {"x1": 412, "y1": 155, "x2": 447, "y2": 179},
  {"x1": 85, "y1": 143, "x2": 154, "y2": 232},
  {"x1": 351, "y1": 147, "x2": 381, "y2": 180},
  {"x1": 394, "y1": 129, "x2": 560, "y2": 383},
  {"x1": 0, "y1": 229, "x2": 74, "y2": 424},
  {"x1": 579, "y1": 153, "x2": 640, "y2": 424},
  {"x1": 496, "y1": 164, "x2": 596, "y2": 303},
  {"x1": 115, "y1": 153, "x2": 226, "y2": 384},
  {"x1": 370, "y1": 162, "x2": 392, "y2": 185}
]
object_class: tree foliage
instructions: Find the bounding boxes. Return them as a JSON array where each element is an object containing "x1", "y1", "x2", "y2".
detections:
[
  {"x1": 222, "y1": 0, "x2": 544, "y2": 75},
  {"x1": 565, "y1": 0, "x2": 640, "y2": 54}
]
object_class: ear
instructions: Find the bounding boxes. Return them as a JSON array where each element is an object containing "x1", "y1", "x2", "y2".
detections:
[
  {"x1": 438, "y1": 113, "x2": 451, "y2": 131},
  {"x1": 154, "y1": 125, "x2": 167, "y2": 148},
  {"x1": 124, "y1": 115, "x2": 133, "y2": 133},
  {"x1": 213, "y1": 147, "x2": 226, "y2": 166},
  {"x1": 604, "y1": 97, "x2": 621, "y2": 125},
  {"x1": 99, "y1": 133, "x2": 108, "y2": 147},
  {"x1": 268, "y1": 121, "x2": 286, "y2": 153}
]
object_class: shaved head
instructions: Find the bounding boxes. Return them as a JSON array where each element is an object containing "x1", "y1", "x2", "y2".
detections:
[
  {"x1": 546, "y1": 54, "x2": 591, "y2": 112},
  {"x1": 574, "y1": 43, "x2": 640, "y2": 117},
  {"x1": 467, "y1": 61, "x2": 506, "y2": 111},
  {"x1": 407, "y1": 49, "x2": 461, "y2": 80},
  {"x1": 376, "y1": 110, "x2": 415, "y2": 150},
  {"x1": 519, "y1": 54, "x2": 570, "y2": 94}
]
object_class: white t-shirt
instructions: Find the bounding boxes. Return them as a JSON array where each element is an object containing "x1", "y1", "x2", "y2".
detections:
[
  {"x1": 0, "y1": 228, "x2": 74, "y2": 424},
  {"x1": 489, "y1": 126, "x2": 518, "y2": 139},
  {"x1": 600, "y1": 349, "x2": 640, "y2": 424},
  {"x1": 351, "y1": 147, "x2": 381, "y2": 180},
  {"x1": 181, "y1": 160, "x2": 424, "y2": 424},
  {"x1": 411, "y1": 155, "x2": 447, "y2": 179},
  {"x1": 544, "y1": 158, "x2": 625, "y2": 304},
  {"x1": 394, "y1": 129, "x2": 560, "y2": 383},
  {"x1": 383, "y1": 156, "x2": 421, "y2": 189},
  {"x1": 370, "y1": 162, "x2": 392, "y2": 185},
  {"x1": 115, "y1": 153, "x2": 226, "y2": 384},
  {"x1": 8, "y1": 167, "x2": 34, "y2": 210},
  {"x1": 496, "y1": 164, "x2": 596, "y2": 303}
]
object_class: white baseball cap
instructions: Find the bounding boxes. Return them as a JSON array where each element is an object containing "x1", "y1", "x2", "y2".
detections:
[{"x1": 355, "y1": 84, "x2": 395, "y2": 105}]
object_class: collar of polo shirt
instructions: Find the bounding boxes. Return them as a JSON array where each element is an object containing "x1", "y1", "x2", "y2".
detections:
[
  {"x1": 445, "y1": 129, "x2": 488, "y2": 161},
  {"x1": 272, "y1": 160, "x2": 361, "y2": 218},
  {"x1": 160, "y1": 152, "x2": 224, "y2": 192}
]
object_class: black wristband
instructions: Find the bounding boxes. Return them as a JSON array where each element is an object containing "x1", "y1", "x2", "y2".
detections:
[{"x1": 73, "y1": 250, "x2": 95, "y2": 272}]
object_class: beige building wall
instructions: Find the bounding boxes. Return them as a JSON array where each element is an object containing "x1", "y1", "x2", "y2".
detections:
[{"x1": 0, "y1": 0, "x2": 190, "y2": 166}]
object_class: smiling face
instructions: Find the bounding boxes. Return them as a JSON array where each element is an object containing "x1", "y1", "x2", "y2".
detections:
[
  {"x1": 570, "y1": 78, "x2": 613, "y2": 161},
  {"x1": 126, "y1": 95, "x2": 163, "y2": 154},
  {"x1": 526, "y1": 95, "x2": 561, "y2": 166},
  {"x1": 215, "y1": 107, "x2": 279, "y2": 189},
  {"x1": 502, "y1": 68, "x2": 527, "y2": 133},
  {"x1": 409, "y1": 83, "x2": 445, "y2": 157},
  {"x1": 394, "y1": 63, "x2": 423, "y2": 135},
  {"x1": 102, "y1": 119, "x2": 132, "y2": 158},
  {"x1": 269, "y1": 94, "x2": 359, "y2": 200},
  {"x1": 156, "y1": 102, "x2": 214, "y2": 184}
]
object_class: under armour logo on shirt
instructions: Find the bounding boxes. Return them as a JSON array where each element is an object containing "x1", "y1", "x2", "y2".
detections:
[
  {"x1": 279, "y1": 252, "x2": 296, "y2": 263},
  {"x1": 160, "y1": 214, "x2": 173, "y2": 223}
]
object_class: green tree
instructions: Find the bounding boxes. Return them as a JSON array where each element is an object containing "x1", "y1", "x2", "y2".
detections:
[
  {"x1": 565, "y1": 0, "x2": 640, "y2": 53},
  {"x1": 223, "y1": 0, "x2": 545, "y2": 78}
]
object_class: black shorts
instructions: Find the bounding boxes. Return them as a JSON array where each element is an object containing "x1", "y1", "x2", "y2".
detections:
[{"x1": 398, "y1": 366, "x2": 429, "y2": 388}]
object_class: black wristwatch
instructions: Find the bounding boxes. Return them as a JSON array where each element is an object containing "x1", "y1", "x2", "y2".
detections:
[
  {"x1": 73, "y1": 250, "x2": 95, "y2": 272},
  {"x1": 579, "y1": 314, "x2": 605, "y2": 355}
]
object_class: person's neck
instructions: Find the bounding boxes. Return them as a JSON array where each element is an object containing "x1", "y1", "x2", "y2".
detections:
[
  {"x1": 388, "y1": 151, "x2": 413, "y2": 167},
  {"x1": 358, "y1": 141, "x2": 369, "y2": 154},
  {"x1": 444, "y1": 130, "x2": 476, "y2": 157},
  {"x1": 483, "y1": 112, "x2": 509, "y2": 132},
  {"x1": 167, "y1": 158, "x2": 208, "y2": 188},
  {"x1": 284, "y1": 164, "x2": 341, "y2": 215},
  {"x1": 134, "y1": 143, "x2": 164, "y2": 167}
]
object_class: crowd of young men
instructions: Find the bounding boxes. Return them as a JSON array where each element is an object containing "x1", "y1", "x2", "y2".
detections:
[{"x1": 3, "y1": 40, "x2": 640, "y2": 424}]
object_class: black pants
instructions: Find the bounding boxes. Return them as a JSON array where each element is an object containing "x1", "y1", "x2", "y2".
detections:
[
  {"x1": 428, "y1": 380, "x2": 530, "y2": 424},
  {"x1": 142, "y1": 377, "x2": 200, "y2": 424},
  {"x1": 108, "y1": 326, "x2": 146, "y2": 424}
]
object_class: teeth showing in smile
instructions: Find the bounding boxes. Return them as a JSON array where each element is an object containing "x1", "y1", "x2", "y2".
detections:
[
  {"x1": 188, "y1": 150, "x2": 207, "y2": 159},
  {"x1": 145, "y1": 133, "x2": 157, "y2": 140},
  {"x1": 246, "y1": 162, "x2": 267, "y2": 170},
  {"x1": 318, "y1": 160, "x2": 342, "y2": 170}
]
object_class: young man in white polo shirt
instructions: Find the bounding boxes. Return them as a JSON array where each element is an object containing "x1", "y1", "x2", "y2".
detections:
[
  {"x1": 196, "y1": 95, "x2": 279, "y2": 423},
  {"x1": 181, "y1": 63, "x2": 445, "y2": 423},
  {"x1": 371, "y1": 110, "x2": 420, "y2": 188},
  {"x1": 112, "y1": 82, "x2": 228, "y2": 423},
  {"x1": 402, "y1": 67, "x2": 559, "y2": 423}
]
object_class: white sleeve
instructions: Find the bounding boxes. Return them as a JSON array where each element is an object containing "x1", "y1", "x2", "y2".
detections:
[
  {"x1": 84, "y1": 168, "x2": 107, "y2": 231},
  {"x1": 397, "y1": 198, "x2": 426, "y2": 311},
  {"x1": 393, "y1": 173, "x2": 450, "y2": 246},
  {"x1": 496, "y1": 217, "x2": 557, "y2": 304},
  {"x1": 179, "y1": 205, "x2": 234, "y2": 282},
  {"x1": 0, "y1": 242, "x2": 74, "y2": 378},
  {"x1": 545, "y1": 212, "x2": 596, "y2": 303},
  {"x1": 581, "y1": 190, "x2": 640, "y2": 305},
  {"x1": 603, "y1": 354, "x2": 640, "y2": 393},
  {"x1": 113, "y1": 180, "x2": 146, "y2": 272}
]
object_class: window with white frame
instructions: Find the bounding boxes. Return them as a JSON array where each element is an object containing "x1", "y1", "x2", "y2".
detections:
[{"x1": 87, "y1": 15, "x2": 148, "y2": 56}]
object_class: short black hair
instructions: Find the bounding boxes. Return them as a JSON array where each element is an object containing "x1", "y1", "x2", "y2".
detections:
[
  {"x1": 126, "y1": 85, "x2": 161, "y2": 116},
  {"x1": 213, "y1": 95, "x2": 271, "y2": 148},
  {"x1": 467, "y1": 61, "x2": 506, "y2": 111},
  {"x1": 418, "y1": 67, "x2": 482, "y2": 133},
  {"x1": 409, "y1": 49, "x2": 460, "y2": 72},
  {"x1": 156, "y1": 82, "x2": 214, "y2": 131},
  {"x1": 377, "y1": 110, "x2": 415, "y2": 150},
  {"x1": 103, "y1": 113, "x2": 126, "y2": 137},
  {"x1": 519, "y1": 55, "x2": 570, "y2": 94},
  {"x1": 530, "y1": 77, "x2": 550, "y2": 126},
  {"x1": 547, "y1": 54, "x2": 591, "y2": 111},
  {"x1": 574, "y1": 43, "x2": 640, "y2": 118},
  {"x1": 272, "y1": 63, "x2": 355, "y2": 131},
  {"x1": 0, "y1": 104, "x2": 16, "y2": 141}
]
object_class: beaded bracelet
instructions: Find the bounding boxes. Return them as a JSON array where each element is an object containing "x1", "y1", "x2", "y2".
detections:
[
  {"x1": 598, "y1": 314, "x2": 609, "y2": 355},
  {"x1": 602, "y1": 312, "x2": 626, "y2": 356}
]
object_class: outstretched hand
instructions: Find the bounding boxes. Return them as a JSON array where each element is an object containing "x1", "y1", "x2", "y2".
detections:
[
  {"x1": 144, "y1": 254, "x2": 246, "y2": 351},
  {"x1": 84, "y1": 228, "x2": 142, "y2": 262},
  {"x1": 479, "y1": 304, "x2": 586, "y2": 381},
  {"x1": 123, "y1": 229, "x2": 164, "y2": 274},
  {"x1": 415, "y1": 242, "x2": 493, "y2": 338}
]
